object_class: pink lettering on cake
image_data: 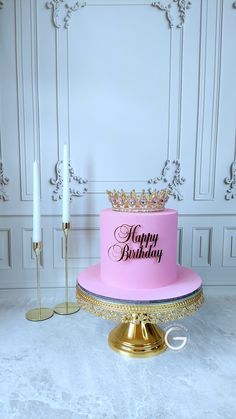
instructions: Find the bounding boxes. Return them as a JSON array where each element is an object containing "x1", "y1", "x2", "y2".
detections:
[{"x1": 108, "y1": 224, "x2": 163, "y2": 263}]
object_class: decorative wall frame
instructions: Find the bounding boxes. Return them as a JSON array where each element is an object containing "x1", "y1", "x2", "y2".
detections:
[
  {"x1": 50, "y1": 160, "x2": 88, "y2": 201},
  {"x1": 46, "y1": 0, "x2": 86, "y2": 29},
  {"x1": 224, "y1": 160, "x2": 236, "y2": 200},
  {"x1": 45, "y1": 0, "x2": 194, "y2": 30},
  {"x1": 148, "y1": 159, "x2": 185, "y2": 200},
  {"x1": 152, "y1": 0, "x2": 192, "y2": 28},
  {"x1": 0, "y1": 161, "x2": 9, "y2": 201}
]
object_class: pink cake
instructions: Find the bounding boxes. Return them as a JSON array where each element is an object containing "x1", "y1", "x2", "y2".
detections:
[{"x1": 78, "y1": 190, "x2": 202, "y2": 301}]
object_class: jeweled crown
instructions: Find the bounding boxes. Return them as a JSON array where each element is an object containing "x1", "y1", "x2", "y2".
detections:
[{"x1": 107, "y1": 188, "x2": 170, "y2": 212}]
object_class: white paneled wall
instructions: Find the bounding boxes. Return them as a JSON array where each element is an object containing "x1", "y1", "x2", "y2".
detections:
[{"x1": 0, "y1": 0, "x2": 235, "y2": 288}]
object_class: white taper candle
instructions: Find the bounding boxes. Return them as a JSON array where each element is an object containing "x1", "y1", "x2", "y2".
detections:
[
  {"x1": 33, "y1": 161, "x2": 41, "y2": 243},
  {"x1": 62, "y1": 144, "x2": 70, "y2": 223}
]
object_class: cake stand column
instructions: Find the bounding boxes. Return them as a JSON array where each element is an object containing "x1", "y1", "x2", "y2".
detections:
[{"x1": 108, "y1": 315, "x2": 167, "y2": 358}]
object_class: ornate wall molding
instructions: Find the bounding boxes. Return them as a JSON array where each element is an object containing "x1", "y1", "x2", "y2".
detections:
[
  {"x1": 64, "y1": 1, "x2": 86, "y2": 28},
  {"x1": 45, "y1": 0, "x2": 193, "y2": 30},
  {"x1": 46, "y1": 0, "x2": 63, "y2": 28},
  {"x1": 50, "y1": 160, "x2": 88, "y2": 201},
  {"x1": 0, "y1": 1, "x2": 4, "y2": 10},
  {"x1": 152, "y1": 0, "x2": 192, "y2": 29},
  {"x1": 233, "y1": 2, "x2": 236, "y2": 9},
  {"x1": 0, "y1": 161, "x2": 9, "y2": 201},
  {"x1": 224, "y1": 160, "x2": 236, "y2": 200},
  {"x1": 16, "y1": 0, "x2": 41, "y2": 201},
  {"x1": 194, "y1": 0, "x2": 223, "y2": 201},
  {"x1": 148, "y1": 159, "x2": 185, "y2": 201},
  {"x1": 46, "y1": 0, "x2": 86, "y2": 29},
  {"x1": 0, "y1": 126, "x2": 9, "y2": 201}
]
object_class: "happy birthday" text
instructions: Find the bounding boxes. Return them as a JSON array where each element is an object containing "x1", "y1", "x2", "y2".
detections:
[{"x1": 108, "y1": 224, "x2": 163, "y2": 263}]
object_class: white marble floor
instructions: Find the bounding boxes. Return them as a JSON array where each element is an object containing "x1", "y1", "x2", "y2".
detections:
[{"x1": 0, "y1": 286, "x2": 235, "y2": 419}]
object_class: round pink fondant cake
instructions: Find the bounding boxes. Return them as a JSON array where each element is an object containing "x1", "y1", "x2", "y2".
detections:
[
  {"x1": 77, "y1": 206, "x2": 202, "y2": 301},
  {"x1": 100, "y1": 208, "x2": 177, "y2": 289}
]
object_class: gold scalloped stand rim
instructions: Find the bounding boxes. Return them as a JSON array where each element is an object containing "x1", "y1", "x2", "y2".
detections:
[{"x1": 76, "y1": 285, "x2": 204, "y2": 323}]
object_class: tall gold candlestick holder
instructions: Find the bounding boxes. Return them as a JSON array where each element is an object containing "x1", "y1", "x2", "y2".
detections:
[
  {"x1": 54, "y1": 223, "x2": 80, "y2": 315},
  {"x1": 26, "y1": 242, "x2": 54, "y2": 321}
]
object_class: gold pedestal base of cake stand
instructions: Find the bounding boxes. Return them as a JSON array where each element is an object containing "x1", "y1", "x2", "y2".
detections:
[
  {"x1": 108, "y1": 320, "x2": 167, "y2": 358},
  {"x1": 76, "y1": 285, "x2": 204, "y2": 358}
]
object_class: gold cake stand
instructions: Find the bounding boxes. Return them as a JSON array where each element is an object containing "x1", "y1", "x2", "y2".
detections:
[{"x1": 76, "y1": 285, "x2": 204, "y2": 358}]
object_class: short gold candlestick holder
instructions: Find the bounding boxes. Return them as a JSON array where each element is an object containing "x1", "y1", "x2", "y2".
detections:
[
  {"x1": 26, "y1": 242, "x2": 54, "y2": 321},
  {"x1": 54, "y1": 223, "x2": 80, "y2": 315}
]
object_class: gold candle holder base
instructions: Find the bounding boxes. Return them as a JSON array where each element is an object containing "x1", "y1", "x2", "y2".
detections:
[
  {"x1": 108, "y1": 322, "x2": 167, "y2": 358},
  {"x1": 53, "y1": 223, "x2": 80, "y2": 316},
  {"x1": 54, "y1": 302, "x2": 80, "y2": 315},
  {"x1": 26, "y1": 242, "x2": 54, "y2": 322},
  {"x1": 26, "y1": 307, "x2": 54, "y2": 322}
]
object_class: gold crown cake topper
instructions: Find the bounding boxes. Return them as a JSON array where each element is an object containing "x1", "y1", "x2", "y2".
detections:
[{"x1": 107, "y1": 188, "x2": 170, "y2": 212}]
